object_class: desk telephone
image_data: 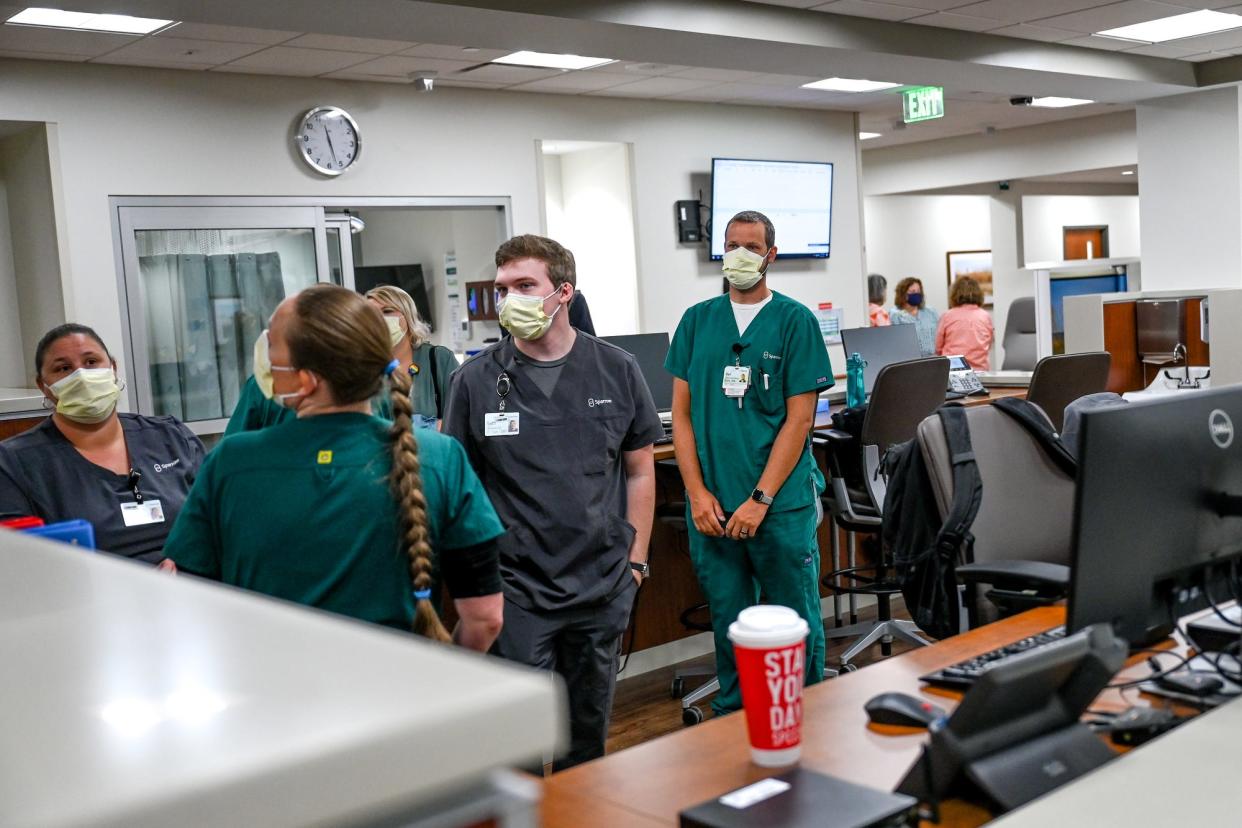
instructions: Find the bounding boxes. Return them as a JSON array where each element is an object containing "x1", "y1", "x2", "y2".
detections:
[{"x1": 947, "y1": 355, "x2": 986, "y2": 396}]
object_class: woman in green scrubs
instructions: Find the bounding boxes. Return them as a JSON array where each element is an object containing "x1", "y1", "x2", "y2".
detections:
[
  {"x1": 365, "y1": 285, "x2": 457, "y2": 430},
  {"x1": 164, "y1": 285, "x2": 504, "y2": 650}
]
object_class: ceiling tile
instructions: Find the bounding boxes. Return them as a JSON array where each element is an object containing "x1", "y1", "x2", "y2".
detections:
[
  {"x1": 911, "y1": 11, "x2": 1007, "y2": 30},
  {"x1": 1123, "y1": 40, "x2": 1206, "y2": 55},
  {"x1": 0, "y1": 49, "x2": 89, "y2": 62},
  {"x1": 1164, "y1": 25, "x2": 1242, "y2": 49},
  {"x1": 860, "y1": 0, "x2": 987, "y2": 8},
  {"x1": 669, "y1": 66, "x2": 764, "y2": 81},
  {"x1": 1031, "y1": 1, "x2": 1190, "y2": 34},
  {"x1": 397, "y1": 43, "x2": 509, "y2": 61},
  {"x1": 949, "y1": 0, "x2": 1111, "y2": 23},
  {"x1": 0, "y1": 26, "x2": 137, "y2": 56},
  {"x1": 812, "y1": 1, "x2": 935, "y2": 21},
  {"x1": 508, "y1": 71, "x2": 638, "y2": 92},
  {"x1": 595, "y1": 60, "x2": 690, "y2": 76},
  {"x1": 326, "y1": 55, "x2": 478, "y2": 78},
  {"x1": 160, "y1": 22, "x2": 299, "y2": 45},
  {"x1": 1059, "y1": 33, "x2": 1139, "y2": 49},
  {"x1": 988, "y1": 23, "x2": 1082, "y2": 41},
  {"x1": 452, "y1": 63, "x2": 564, "y2": 83},
  {"x1": 1177, "y1": 50, "x2": 1228, "y2": 59},
  {"x1": 94, "y1": 56, "x2": 217, "y2": 70},
  {"x1": 281, "y1": 34, "x2": 416, "y2": 55},
  {"x1": 746, "y1": 0, "x2": 830, "y2": 7},
  {"x1": 435, "y1": 77, "x2": 508, "y2": 90},
  {"x1": 317, "y1": 72, "x2": 413, "y2": 84},
  {"x1": 91, "y1": 35, "x2": 265, "y2": 65},
  {"x1": 595, "y1": 76, "x2": 724, "y2": 97},
  {"x1": 213, "y1": 46, "x2": 374, "y2": 76},
  {"x1": 748, "y1": 72, "x2": 823, "y2": 85},
  {"x1": 1163, "y1": 0, "x2": 1242, "y2": 7}
]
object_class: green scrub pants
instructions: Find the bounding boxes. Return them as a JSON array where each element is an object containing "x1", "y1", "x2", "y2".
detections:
[{"x1": 686, "y1": 503, "x2": 826, "y2": 715}]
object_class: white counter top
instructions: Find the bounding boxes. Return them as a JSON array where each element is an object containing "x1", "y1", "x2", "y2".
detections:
[
  {"x1": 0, "y1": 531, "x2": 564, "y2": 828},
  {"x1": 0, "y1": 386, "x2": 45, "y2": 416}
]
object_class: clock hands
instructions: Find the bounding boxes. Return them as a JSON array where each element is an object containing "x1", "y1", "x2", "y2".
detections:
[{"x1": 323, "y1": 121, "x2": 340, "y2": 166}]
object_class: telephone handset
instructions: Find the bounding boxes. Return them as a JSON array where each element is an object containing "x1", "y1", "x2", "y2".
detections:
[{"x1": 947, "y1": 355, "x2": 986, "y2": 396}]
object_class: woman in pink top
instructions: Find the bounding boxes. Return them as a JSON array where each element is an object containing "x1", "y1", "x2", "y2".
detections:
[{"x1": 936, "y1": 276, "x2": 994, "y2": 370}]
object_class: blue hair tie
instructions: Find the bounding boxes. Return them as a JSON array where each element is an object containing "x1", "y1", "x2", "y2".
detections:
[
  {"x1": 413, "y1": 588, "x2": 432, "y2": 601},
  {"x1": 384, "y1": 358, "x2": 400, "y2": 377}
]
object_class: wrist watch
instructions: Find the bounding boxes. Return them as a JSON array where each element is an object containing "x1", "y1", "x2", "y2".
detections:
[
  {"x1": 751, "y1": 488, "x2": 774, "y2": 506},
  {"x1": 629, "y1": 561, "x2": 650, "y2": 578}
]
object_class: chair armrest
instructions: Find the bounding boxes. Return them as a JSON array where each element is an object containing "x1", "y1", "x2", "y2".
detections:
[{"x1": 957, "y1": 560, "x2": 1069, "y2": 590}]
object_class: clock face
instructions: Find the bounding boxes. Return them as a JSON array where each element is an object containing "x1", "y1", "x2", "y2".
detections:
[{"x1": 295, "y1": 106, "x2": 360, "y2": 176}]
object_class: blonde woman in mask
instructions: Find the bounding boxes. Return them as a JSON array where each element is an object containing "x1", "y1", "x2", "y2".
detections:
[
  {"x1": 366, "y1": 285, "x2": 458, "y2": 430},
  {"x1": 0, "y1": 324, "x2": 204, "y2": 563}
]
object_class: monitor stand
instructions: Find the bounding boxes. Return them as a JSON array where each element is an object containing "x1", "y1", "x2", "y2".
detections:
[{"x1": 963, "y1": 723, "x2": 1115, "y2": 812}]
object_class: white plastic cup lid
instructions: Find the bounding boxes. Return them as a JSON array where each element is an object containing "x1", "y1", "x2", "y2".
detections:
[{"x1": 727, "y1": 605, "x2": 809, "y2": 649}]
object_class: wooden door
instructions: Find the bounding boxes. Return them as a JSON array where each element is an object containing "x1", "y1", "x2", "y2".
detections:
[{"x1": 1064, "y1": 226, "x2": 1109, "y2": 260}]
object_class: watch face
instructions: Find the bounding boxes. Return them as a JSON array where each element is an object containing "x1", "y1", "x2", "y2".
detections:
[{"x1": 295, "y1": 106, "x2": 360, "y2": 176}]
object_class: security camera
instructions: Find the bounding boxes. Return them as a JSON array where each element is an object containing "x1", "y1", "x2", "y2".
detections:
[
  {"x1": 1010, "y1": 96, "x2": 1033, "y2": 106},
  {"x1": 409, "y1": 71, "x2": 438, "y2": 92}
]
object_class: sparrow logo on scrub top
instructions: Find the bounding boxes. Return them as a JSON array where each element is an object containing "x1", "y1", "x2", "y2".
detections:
[
  {"x1": 588, "y1": 398, "x2": 614, "y2": 408},
  {"x1": 153, "y1": 459, "x2": 180, "y2": 473},
  {"x1": 763, "y1": 351, "x2": 782, "y2": 360}
]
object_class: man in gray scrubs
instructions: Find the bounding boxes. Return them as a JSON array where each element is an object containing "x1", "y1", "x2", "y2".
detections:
[{"x1": 443, "y1": 234, "x2": 662, "y2": 771}]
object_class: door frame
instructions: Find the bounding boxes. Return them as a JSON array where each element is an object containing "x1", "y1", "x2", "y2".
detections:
[{"x1": 1062, "y1": 225, "x2": 1110, "y2": 260}]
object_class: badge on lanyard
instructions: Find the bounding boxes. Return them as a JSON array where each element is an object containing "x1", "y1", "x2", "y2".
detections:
[
  {"x1": 485, "y1": 412, "x2": 520, "y2": 436},
  {"x1": 722, "y1": 365, "x2": 751, "y2": 398},
  {"x1": 121, "y1": 499, "x2": 165, "y2": 527}
]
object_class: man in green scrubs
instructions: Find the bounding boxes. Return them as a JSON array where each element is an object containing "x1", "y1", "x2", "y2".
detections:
[{"x1": 665, "y1": 210, "x2": 833, "y2": 716}]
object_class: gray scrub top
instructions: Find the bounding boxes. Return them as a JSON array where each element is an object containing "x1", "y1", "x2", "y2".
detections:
[
  {"x1": 0, "y1": 413, "x2": 206, "y2": 562},
  {"x1": 443, "y1": 333, "x2": 664, "y2": 612}
]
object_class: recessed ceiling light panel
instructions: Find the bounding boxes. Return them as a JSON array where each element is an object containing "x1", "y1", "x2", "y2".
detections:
[
  {"x1": 802, "y1": 77, "x2": 900, "y2": 93},
  {"x1": 6, "y1": 7, "x2": 176, "y2": 34},
  {"x1": 858, "y1": 132, "x2": 882, "y2": 140},
  {"x1": 1029, "y1": 96, "x2": 1094, "y2": 108},
  {"x1": 1096, "y1": 9, "x2": 1242, "y2": 44},
  {"x1": 493, "y1": 50, "x2": 614, "y2": 70}
]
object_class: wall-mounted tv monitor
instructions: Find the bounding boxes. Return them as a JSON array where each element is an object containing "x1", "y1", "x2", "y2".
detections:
[{"x1": 710, "y1": 157, "x2": 833, "y2": 260}]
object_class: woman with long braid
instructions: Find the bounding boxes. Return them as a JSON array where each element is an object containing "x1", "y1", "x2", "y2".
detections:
[{"x1": 163, "y1": 285, "x2": 504, "y2": 649}]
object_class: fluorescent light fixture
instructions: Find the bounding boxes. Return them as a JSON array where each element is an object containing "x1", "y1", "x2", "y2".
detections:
[
  {"x1": 1096, "y1": 9, "x2": 1242, "y2": 44},
  {"x1": 858, "y1": 132, "x2": 882, "y2": 140},
  {"x1": 6, "y1": 7, "x2": 176, "y2": 34},
  {"x1": 802, "y1": 77, "x2": 900, "y2": 93},
  {"x1": 493, "y1": 50, "x2": 614, "y2": 70},
  {"x1": 1122, "y1": 170, "x2": 1135, "y2": 176},
  {"x1": 1029, "y1": 96, "x2": 1093, "y2": 108}
]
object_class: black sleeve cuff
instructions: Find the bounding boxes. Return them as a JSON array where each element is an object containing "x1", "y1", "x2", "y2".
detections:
[{"x1": 440, "y1": 536, "x2": 503, "y2": 598}]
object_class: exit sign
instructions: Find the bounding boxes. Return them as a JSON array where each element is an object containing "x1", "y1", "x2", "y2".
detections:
[{"x1": 903, "y1": 86, "x2": 944, "y2": 123}]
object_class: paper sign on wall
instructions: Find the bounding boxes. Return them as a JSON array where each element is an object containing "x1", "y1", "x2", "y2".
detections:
[{"x1": 815, "y1": 303, "x2": 843, "y2": 346}]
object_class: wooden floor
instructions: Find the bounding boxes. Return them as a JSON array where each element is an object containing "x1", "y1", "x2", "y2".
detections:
[{"x1": 606, "y1": 600, "x2": 919, "y2": 754}]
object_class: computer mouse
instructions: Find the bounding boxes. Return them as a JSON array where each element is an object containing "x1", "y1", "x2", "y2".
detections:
[{"x1": 864, "y1": 692, "x2": 946, "y2": 728}]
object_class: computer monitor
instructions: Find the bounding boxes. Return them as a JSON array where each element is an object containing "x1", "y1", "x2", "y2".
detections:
[
  {"x1": 840, "y1": 325, "x2": 921, "y2": 395},
  {"x1": 1067, "y1": 386, "x2": 1242, "y2": 647},
  {"x1": 603, "y1": 333, "x2": 673, "y2": 412},
  {"x1": 354, "y1": 264, "x2": 434, "y2": 331}
]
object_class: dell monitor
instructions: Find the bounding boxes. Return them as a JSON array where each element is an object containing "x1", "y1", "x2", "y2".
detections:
[
  {"x1": 354, "y1": 264, "x2": 434, "y2": 331},
  {"x1": 840, "y1": 325, "x2": 921, "y2": 396},
  {"x1": 1067, "y1": 386, "x2": 1242, "y2": 647},
  {"x1": 710, "y1": 158, "x2": 833, "y2": 259},
  {"x1": 603, "y1": 333, "x2": 673, "y2": 412}
]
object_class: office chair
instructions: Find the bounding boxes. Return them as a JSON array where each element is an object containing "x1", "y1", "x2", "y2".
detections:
[
  {"x1": 1026, "y1": 351, "x2": 1112, "y2": 432},
  {"x1": 1001, "y1": 297, "x2": 1038, "y2": 370},
  {"x1": 817, "y1": 357, "x2": 950, "y2": 667},
  {"x1": 916, "y1": 402, "x2": 1073, "y2": 629}
]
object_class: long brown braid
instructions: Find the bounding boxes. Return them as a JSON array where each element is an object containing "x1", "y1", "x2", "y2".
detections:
[{"x1": 286, "y1": 285, "x2": 449, "y2": 642}]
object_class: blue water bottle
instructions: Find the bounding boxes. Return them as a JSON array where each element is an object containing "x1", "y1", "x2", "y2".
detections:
[{"x1": 846, "y1": 352, "x2": 867, "y2": 408}]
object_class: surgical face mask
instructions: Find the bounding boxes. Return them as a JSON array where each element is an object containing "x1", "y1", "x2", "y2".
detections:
[
  {"x1": 384, "y1": 315, "x2": 406, "y2": 349},
  {"x1": 498, "y1": 288, "x2": 562, "y2": 341},
  {"x1": 722, "y1": 247, "x2": 768, "y2": 290},
  {"x1": 906, "y1": 292, "x2": 924, "y2": 308},
  {"x1": 48, "y1": 367, "x2": 121, "y2": 424},
  {"x1": 252, "y1": 330, "x2": 300, "y2": 406}
]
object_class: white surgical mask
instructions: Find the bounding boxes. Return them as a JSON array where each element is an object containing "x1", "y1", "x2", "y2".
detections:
[
  {"x1": 384, "y1": 315, "x2": 406, "y2": 349},
  {"x1": 252, "y1": 330, "x2": 300, "y2": 406},
  {"x1": 498, "y1": 289, "x2": 562, "y2": 341},
  {"x1": 722, "y1": 247, "x2": 768, "y2": 290},
  {"x1": 48, "y1": 368, "x2": 122, "y2": 424}
]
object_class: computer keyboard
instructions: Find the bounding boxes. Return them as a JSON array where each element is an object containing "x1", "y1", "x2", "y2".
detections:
[{"x1": 920, "y1": 626, "x2": 1067, "y2": 689}]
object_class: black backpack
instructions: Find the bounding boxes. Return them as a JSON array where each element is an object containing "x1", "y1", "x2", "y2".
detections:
[{"x1": 881, "y1": 398, "x2": 1074, "y2": 640}]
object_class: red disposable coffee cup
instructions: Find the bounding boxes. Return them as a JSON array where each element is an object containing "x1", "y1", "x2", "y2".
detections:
[{"x1": 728, "y1": 605, "x2": 810, "y2": 767}]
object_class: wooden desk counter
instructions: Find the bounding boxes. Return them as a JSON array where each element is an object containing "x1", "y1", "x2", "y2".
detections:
[{"x1": 543, "y1": 606, "x2": 1185, "y2": 828}]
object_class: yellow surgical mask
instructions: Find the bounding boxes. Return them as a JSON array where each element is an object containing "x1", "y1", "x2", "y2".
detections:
[
  {"x1": 385, "y1": 315, "x2": 406, "y2": 348},
  {"x1": 48, "y1": 367, "x2": 121, "y2": 424},
  {"x1": 498, "y1": 288, "x2": 562, "y2": 341},
  {"x1": 252, "y1": 330, "x2": 299, "y2": 405},
  {"x1": 722, "y1": 247, "x2": 767, "y2": 290}
]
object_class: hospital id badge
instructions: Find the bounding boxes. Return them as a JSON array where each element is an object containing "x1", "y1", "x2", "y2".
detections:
[
  {"x1": 121, "y1": 499, "x2": 165, "y2": 527},
  {"x1": 722, "y1": 365, "x2": 751, "y2": 398},
  {"x1": 485, "y1": 412, "x2": 521, "y2": 436}
]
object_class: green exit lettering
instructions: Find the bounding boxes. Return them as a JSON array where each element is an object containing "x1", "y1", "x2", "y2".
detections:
[{"x1": 903, "y1": 86, "x2": 945, "y2": 124}]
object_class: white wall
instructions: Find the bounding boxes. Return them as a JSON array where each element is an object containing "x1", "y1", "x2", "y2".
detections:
[
  {"x1": 0, "y1": 177, "x2": 24, "y2": 386},
  {"x1": 1138, "y1": 87, "x2": 1242, "y2": 291},
  {"x1": 545, "y1": 144, "x2": 640, "y2": 336},
  {"x1": 0, "y1": 58, "x2": 866, "y2": 394},
  {"x1": 1022, "y1": 195, "x2": 1140, "y2": 264},
  {"x1": 863, "y1": 195, "x2": 991, "y2": 314}
]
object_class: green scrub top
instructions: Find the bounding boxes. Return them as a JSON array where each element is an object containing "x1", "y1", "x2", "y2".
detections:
[
  {"x1": 408, "y1": 342, "x2": 459, "y2": 424},
  {"x1": 223, "y1": 375, "x2": 392, "y2": 437},
  {"x1": 165, "y1": 412, "x2": 504, "y2": 631},
  {"x1": 666, "y1": 291, "x2": 834, "y2": 514}
]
